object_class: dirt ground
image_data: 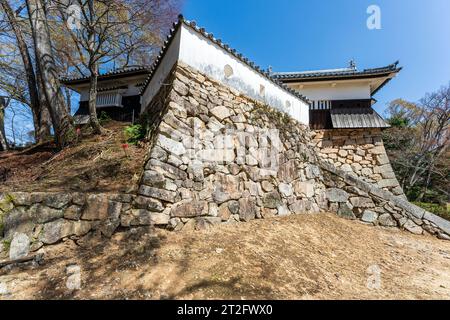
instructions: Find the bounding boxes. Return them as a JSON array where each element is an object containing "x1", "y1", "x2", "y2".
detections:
[
  {"x1": 1, "y1": 213, "x2": 450, "y2": 300},
  {"x1": 0, "y1": 121, "x2": 147, "y2": 193}
]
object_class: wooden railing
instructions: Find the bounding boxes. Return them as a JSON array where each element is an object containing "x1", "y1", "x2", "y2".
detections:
[
  {"x1": 96, "y1": 91, "x2": 123, "y2": 108},
  {"x1": 310, "y1": 100, "x2": 332, "y2": 110}
]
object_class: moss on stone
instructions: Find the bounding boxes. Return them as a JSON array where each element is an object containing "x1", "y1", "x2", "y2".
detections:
[
  {"x1": 0, "y1": 194, "x2": 16, "y2": 238},
  {"x1": 2, "y1": 239, "x2": 11, "y2": 251},
  {"x1": 0, "y1": 193, "x2": 15, "y2": 213}
]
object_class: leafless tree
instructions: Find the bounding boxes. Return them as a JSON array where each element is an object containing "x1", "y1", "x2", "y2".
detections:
[
  {"x1": 53, "y1": 0, "x2": 180, "y2": 134},
  {"x1": 0, "y1": 0, "x2": 52, "y2": 143},
  {"x1": 0, "y1": 95, "x2": 9, "y2": 150},
  {"x1": 384, "y1": 83, "x2": 450, "y2": 201},
  {"x1": 26, "y1": 0, "x2": 74, "y2": 147}
]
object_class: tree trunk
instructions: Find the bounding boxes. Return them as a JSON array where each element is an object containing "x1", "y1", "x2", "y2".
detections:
[
  {"x1": 35, "y1": 69, "x2": 52, "y2": 140},
  {"x1": 86, "y1": 0, "x2": 102, "y2": 135},
  {"x1": 64, "y1": 87, "x2": 72, "y2": 114},
  {"x1": 0, "y1": 97, "x2": 8, "y2": 151},
  {"x1": 88, "y1": 63, "x2": 103, "y2": 134},
  {"x1": 0, "y1": 0, "x2": 51, "y2": 143},
  {"x1": 26, "y1": 0, "x2": 73, "y2": 147}
]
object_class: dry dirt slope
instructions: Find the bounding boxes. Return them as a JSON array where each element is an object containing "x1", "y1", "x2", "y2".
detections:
[{"x1": 1, "y1": 213, "x2": 450, "y2": 300}]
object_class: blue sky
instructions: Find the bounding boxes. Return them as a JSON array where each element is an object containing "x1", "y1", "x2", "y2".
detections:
[
  {"x1": 4, "y1": 0, "x2": 450, "y2": 145},
  {"x1": 183, "y1": 0, "x2": 450, "y2": 115}
]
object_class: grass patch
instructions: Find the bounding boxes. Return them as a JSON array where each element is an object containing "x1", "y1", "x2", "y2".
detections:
[{"x1": 2, "y1": 239, "x2": 11, "y2": 251}]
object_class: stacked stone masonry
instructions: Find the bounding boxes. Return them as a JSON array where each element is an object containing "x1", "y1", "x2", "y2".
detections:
[
  {"x1": 1, "y1": 63, "x2": 449, "y2": 257},
  {"x1": 135, "y1": 63, "x2": 449, "y2": 238},
  {"x1": 312, "y1": 129, "x2": 405, "y2": 197}
]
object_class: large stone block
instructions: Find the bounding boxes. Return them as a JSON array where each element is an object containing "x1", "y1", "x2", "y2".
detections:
[
  {"x1": 325, "y1": 188, "x2": 349, "y2": 203},
  {"x1": 373, "y1": 164, "x2": 393, "y2": 175},
  {"x1": 294, "y1": 181, "x2": 315, "y2": 198},
  {"x1": 338, "y1": 202, "x2": 356, "y2": 220},
  {"x1": 64, "y1": 205, "x2": 83, "y2": 221},
  {"x1": 403, "y1": 220, "x2": 423, "y2": 235},
  {"x1": 133, "y1": 196, "x2": 164, "y2": 212},
  {"x1": 361, "y1": 210, "x2": 378, "y2": 223},
  {"x1": 43, "y1": 193, "x2": 71, "y2": 209},
  {"x1": 212, "y1": 174, "x2": 241, "y2": 203},
  {"x1": 146, "y1": 159, "x2": 187, "y2": 180},
  {"x1": 305, "y1": 164, "x2": 321, "y2": 179},
  {"x1": 40, "y1": 219, "x2": 91, "y2": 244},
  {"x1": 157, "y1": 134, "x2": 186, "y2": 157},
  {"x1": 278, "y1": 183, "x2": 293, "y2": 197},
  {"x1": 423, "y1": 212, "x2": 450, "y2": 235},
  {"x1": 81, "y1": 194, "x2": 110, "y2": 221},
  {"x1": 133, "y1": 209, "x2": 170, "y2": 225},
  {"x1": 210, "y1": 106, "x2": 231, "y2": 120},
  {"x1": 278, "y1": 160, "x2": 298, "y2": 183},
  {"x1": 218, "y1": 203, "x2": 232, "y2": 221},
  {"x1": 238, "y1": 198, "x2": 257, "y2": 222},
  {"x1": 138, "y1": 186, "x2": 177, "y2": 203},
  {"x1": 170, "y1": 200, "x2": 208, "y2": 218},
  {"x1": 30, "y1": 204, "x2": 64, "y2": 224},
  {"x1": 3, "y1": 207, "x2": 35, "y2": 239},
  {"x1": 141, "y1": 170, "x2": 166, "y2": 188},
  {"x1": 349, "y1": 197, "x2": 375, "y2": 208},
  {"x1": 378, "y1": 214, "x2": 397, "y2": 227},
  {"x1": 289, "y1": 200, "x2": 311, "y2": 214},
  {"x1": 9, "y1": 233, "x2": 30, "y2": 260},
  {"x1": 262, "y1": 191, "x2": 282, "y2": 209},
  {"x1": 377, "y1": 179, "x2": 399, "y2": 188}
]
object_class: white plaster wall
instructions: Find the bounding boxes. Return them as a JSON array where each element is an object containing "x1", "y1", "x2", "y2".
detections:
[
  {"x1": 178, "y1": 25, "x2": 309, "y2": 125},
  {"x1": 286, "y1": 81, "x2": 371, "y2": 101},
  {"x1": 141, "y1": 30, "x2": 181, "y2": 112}
]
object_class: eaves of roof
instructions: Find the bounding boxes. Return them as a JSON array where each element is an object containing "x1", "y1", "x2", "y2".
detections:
[
  {"x1": 61, "y1": 66, "x2": 151, "y2": 85},
  {"x1": 273, "y1": 62, "x2": 402, "y2": 84}
]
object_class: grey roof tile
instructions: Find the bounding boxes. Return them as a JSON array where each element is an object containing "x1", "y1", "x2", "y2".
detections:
[
  {"x1": 330, "y1": 108, "x2": 390, "y2": 129},
  {"x1": 273, "y1": 62, "x2": 401, "y2": 81}
]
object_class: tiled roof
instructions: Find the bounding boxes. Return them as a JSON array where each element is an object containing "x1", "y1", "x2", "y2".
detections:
[
  {"x1": 61, "y1": 65, "x2": 151, "y2": 84},
  {"x1": 139, "y1": 15, "x2": 309, "y2": 103},
  {"x1": 273, "y1": 62, "x2": 402, "y2": 82},
  {"x1": 330, "y1": 107, "x2": 390, "y2": 129}
]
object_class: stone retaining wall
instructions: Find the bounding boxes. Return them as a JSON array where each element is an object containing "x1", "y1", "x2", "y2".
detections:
[
  {"x1": 0, "y1": 192, "x2": 136, "y2": 252},
  {"x1": 312, "y1": 129, "x2": 404, "y2": 196},
  {"x1": 319, "y1": 161, "x2": 450, "y2": 240},
  {"x1": 136, "y1": 62, "x2": 329, "y2": 231},
  {"x1": 1, "y1": 62, "x2": 449, "y2": 259}
]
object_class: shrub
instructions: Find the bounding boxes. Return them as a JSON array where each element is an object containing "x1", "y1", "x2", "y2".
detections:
[
  {"x1": 124, "y1": 124, "x2": 146, "y2": 145},
  {"x1": 99, "y1": 111, "x2": 112, "y2": 125}
]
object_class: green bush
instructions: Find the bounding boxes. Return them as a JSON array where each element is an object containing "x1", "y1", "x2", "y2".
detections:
[
  {"x1": 124, "y1": 124, "x2": 146, "y2": 145},
  {"x1": 99, "y1": 111, "x2": 112, "y2": 125}
]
